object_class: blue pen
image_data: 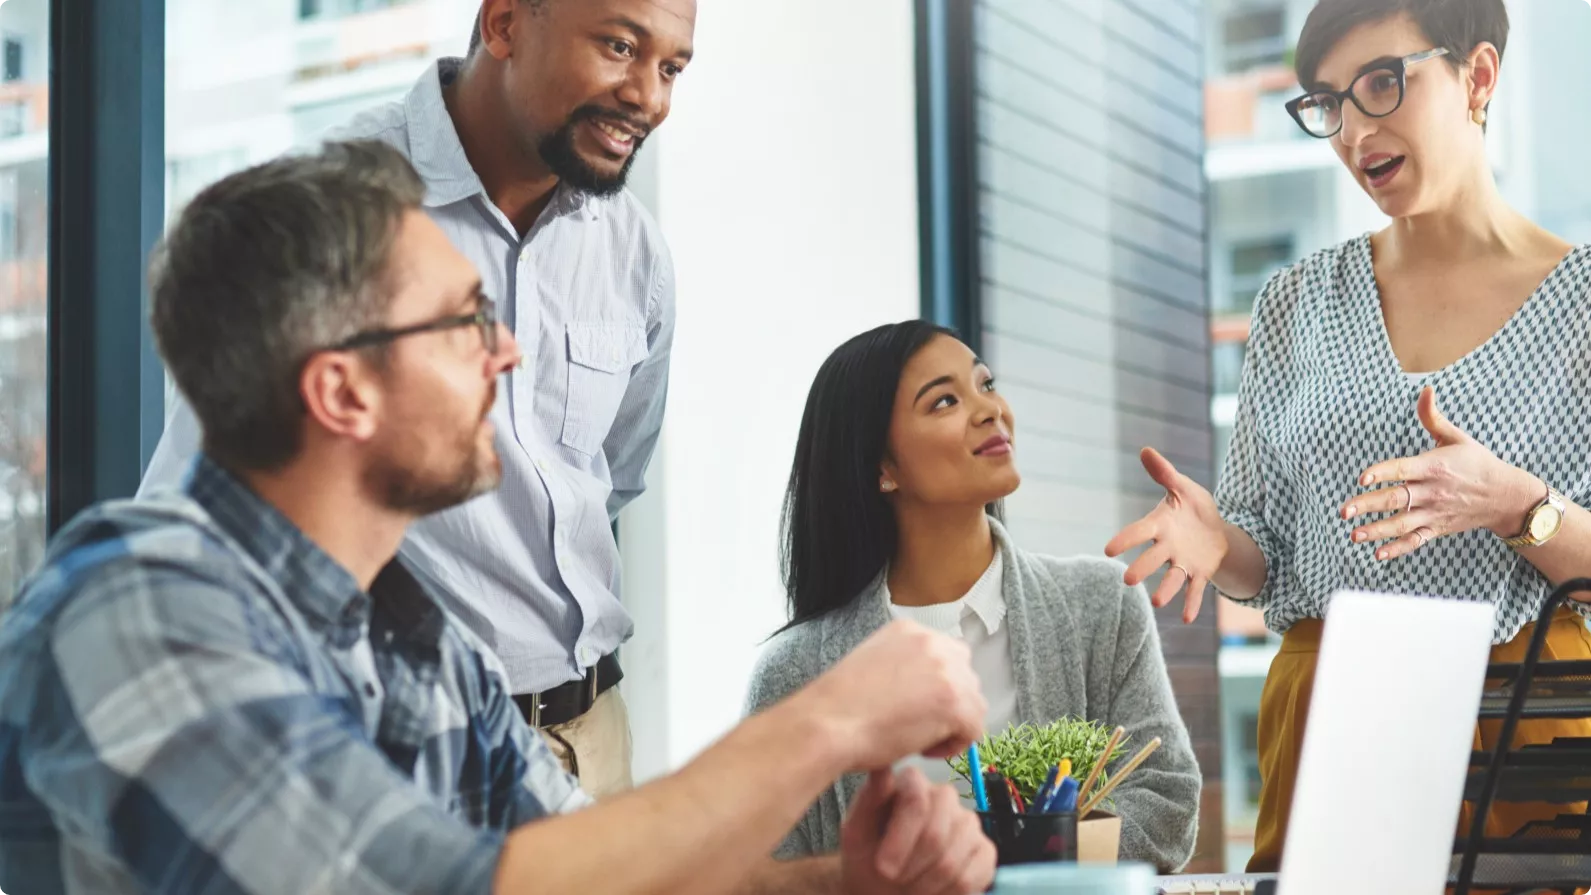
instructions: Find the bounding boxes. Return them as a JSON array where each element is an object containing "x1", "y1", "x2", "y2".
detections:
[
  {"x1": 1046, "y1": 776, "x2": 1080, "y2": 814},
  {"x1": 968, "y1": 743, "x2": 989, "y2": 811},
  {"x1": 1032, "y1": 764, "x2": 1061, "y2": 812}
]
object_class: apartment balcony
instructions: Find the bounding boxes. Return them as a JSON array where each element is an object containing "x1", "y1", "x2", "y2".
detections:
[
  {"x1": 1204, "y1": 65, "x2": 1337, "y2": 184},
  {"x1": 289, "y1": 0, "x2": 435, "y2": 107},
  {"x1": 0, "y1": 81, "x2": 49, "y2": 167},
  {"x1": 0, "y1": 259, "x2": 46, "y2": 317}
]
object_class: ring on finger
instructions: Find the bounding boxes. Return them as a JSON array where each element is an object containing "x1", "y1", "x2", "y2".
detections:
[
  {"x1": 1170, "y1": 564, "x2": 1191, "y2": 580},
  {"x1": 1413, "y1": 528, "x2": 1430, "y2": 548},
  {"x1": 1403, "y1": 484, "x2": 1414, "y2": 513}
]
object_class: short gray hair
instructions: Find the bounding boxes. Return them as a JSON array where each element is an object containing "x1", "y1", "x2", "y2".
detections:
[{"x1": 149, "y1": 139, "x2": 427, "y2": 472}]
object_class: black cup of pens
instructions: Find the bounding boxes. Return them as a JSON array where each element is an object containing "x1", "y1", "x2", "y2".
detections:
[{"x1": 977, "y1": 809, "x2": 1078, "y2": 865}]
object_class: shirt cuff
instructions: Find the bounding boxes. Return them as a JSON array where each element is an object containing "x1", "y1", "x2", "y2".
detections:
[{"x1": 1218, "y1": 508, "x2": 1279, "y2": 607}]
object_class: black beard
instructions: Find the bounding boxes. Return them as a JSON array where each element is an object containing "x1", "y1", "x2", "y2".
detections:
[{"x1": 537, "y1": 108, "x2": 648, "y2": 197}]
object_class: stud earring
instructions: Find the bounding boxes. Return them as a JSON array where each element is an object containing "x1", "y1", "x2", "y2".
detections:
[
  {"x1": 881, "y1": 481, "x2": 897, "y2": 493},
  {"x1": 1472, "y1": 107, "x2": 1487, "y2": 126}
]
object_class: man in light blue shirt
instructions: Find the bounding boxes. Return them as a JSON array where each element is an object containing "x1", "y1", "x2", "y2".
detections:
[{"x1": 140, "y1": 0, "x2": 689, "y2": 795}]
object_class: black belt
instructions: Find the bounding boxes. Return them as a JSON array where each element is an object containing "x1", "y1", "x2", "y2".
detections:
[{"x1": 513, "y1": 652, "x2": 623, "y2": 728}]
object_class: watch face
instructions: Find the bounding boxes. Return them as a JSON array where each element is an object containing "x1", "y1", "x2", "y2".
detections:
[{"x1": 1532, "y1": 505, "x2": 1564, "y2": 540}]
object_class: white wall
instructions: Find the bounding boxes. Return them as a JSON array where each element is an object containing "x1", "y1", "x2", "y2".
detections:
[{"x1": 618, "y1": 0, "x2": 922, "y2": 779}]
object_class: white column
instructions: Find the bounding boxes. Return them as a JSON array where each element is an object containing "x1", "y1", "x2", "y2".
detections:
[{"x1": 620, "y1": 0, "x2": 923, "y2": 774}]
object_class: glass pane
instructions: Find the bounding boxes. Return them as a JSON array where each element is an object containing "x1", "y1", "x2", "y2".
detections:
[
  {"x1": 1221, "y1": 6, "x2": 1287, "y2": 73},
  {"x1": 1211, "y1": 340, "x2": 1247, "y2": 398},
  {"x1": 165, "y1": 0, "x2": 474, "y2": 421},
  {"x1": 1219, "y1": 236, "x2": 1294, "y2": 315},
  {"x1": 165, "y1": 0, "x2": 456, "y2": 222},
  {"x1": 0, "y1": 0, "x2": 49, "y2": 610}
]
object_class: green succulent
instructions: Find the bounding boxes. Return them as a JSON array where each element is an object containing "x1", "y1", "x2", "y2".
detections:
[{"x1": 947, "y1": 717, "x2": 1130, "y2": 807}]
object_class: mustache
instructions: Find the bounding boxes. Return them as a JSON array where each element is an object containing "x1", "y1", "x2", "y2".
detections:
[{"x1": 569, "y1": 105, "x2": 652, "y2": 140}]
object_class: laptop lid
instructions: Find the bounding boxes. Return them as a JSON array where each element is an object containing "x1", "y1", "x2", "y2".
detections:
[{"x1": 1277, "y1": 591, "x2": 1495, "y2": 895}]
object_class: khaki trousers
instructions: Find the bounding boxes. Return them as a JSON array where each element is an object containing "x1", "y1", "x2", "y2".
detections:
[{"x1": 535, "y1": 688, "x2": 635, "y2": 800}]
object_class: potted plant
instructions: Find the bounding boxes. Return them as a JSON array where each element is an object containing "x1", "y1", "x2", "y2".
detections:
[{"x1": 948, "y1": 717, "x2": 1132, "y2": 863}]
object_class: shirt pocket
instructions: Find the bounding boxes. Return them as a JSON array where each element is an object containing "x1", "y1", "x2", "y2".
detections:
[{"x1": 561, "y1": 321, "x2": 650, "y2": 456}]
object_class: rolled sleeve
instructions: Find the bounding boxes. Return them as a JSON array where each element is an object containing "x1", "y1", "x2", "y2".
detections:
[{"x1": 1213, "y1": 272, "x2": 1292, "y2": 608}]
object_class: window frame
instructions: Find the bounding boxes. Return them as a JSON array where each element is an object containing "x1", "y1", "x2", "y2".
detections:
[
  {"x1": 913, "y1": 0, "x2": 981, "y2": 352},
  {"x1": 46, "y1": 0, "x2": 166, "y2": 534}
]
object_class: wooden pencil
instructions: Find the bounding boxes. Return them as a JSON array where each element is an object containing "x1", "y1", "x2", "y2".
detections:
[
  {"x1": 1079, "y1": 736, "x2": 1162, "y2": 817},
  {"x1": 1078, "y1": 725, "x2": 1126, "y2": 805}
]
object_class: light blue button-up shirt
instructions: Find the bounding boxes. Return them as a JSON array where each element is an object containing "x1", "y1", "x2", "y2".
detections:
[{"x1": 140, "y1": 58, "x2": 675, "y2": 694}]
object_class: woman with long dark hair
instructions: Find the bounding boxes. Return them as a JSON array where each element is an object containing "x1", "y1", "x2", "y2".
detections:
[{"x1": 745, "y1": 321, "x2": 1200, "y2": 873}]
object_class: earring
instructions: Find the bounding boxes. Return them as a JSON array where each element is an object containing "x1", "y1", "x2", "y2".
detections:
[
  {"x1": 880, "y1": 481, "x2": 897, "y2": 493},
  {"x1": 1472, "y1": 107, "x2": 1487, "y2": 126}
]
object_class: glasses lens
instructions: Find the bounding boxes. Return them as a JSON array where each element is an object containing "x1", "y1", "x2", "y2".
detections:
[
  {"x1": 481, "y1": 300, "x2": 499, "y2": 354},
  {"x1": 1354, "y1": 68, "x2": 1404, "y2": 116},
  {"x1": 1295, "y1": 93, "x2": 1340, "y2": 137}
]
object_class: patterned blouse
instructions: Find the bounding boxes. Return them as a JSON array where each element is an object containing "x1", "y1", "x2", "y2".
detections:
[{"x1": 1215, "y1": 234, "x2": 1591, "y2": 644}]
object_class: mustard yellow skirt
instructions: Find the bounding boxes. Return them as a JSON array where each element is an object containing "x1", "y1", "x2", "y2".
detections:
[{"x1": 1247, "y1": 607, "x2": 1591, "y2": 874}]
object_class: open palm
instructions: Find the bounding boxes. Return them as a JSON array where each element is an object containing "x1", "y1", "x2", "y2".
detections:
[{"x1": 1104, "y1": 447, "x2": 1229, "y2": 623}]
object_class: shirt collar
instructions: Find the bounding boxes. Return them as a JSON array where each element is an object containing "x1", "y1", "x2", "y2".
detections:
[
  {"x1": 963, "y1": 548, "x2": 1007, "y2": 634},
  {"x1": 882, "y1": 546, "x2": 1007, "y2": 635},
  {"x1": 405, "y1": 57, "x2": 601, "y2": 223},
  {"x1": 184, "y1": 456, "x2": 444, "y2": 652}
]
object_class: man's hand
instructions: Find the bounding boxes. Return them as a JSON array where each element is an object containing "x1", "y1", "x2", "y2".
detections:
[
  {"x1": 800, "y1": 620, "x2": 987, "y2": 773},
  {"x1": 839, "y1": 768, "x2": 995, "y2": 895}
]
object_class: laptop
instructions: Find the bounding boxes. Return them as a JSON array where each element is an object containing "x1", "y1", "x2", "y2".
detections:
[{"x1": 1158, "y1": 590, "x2": 1496, "y2": 895}]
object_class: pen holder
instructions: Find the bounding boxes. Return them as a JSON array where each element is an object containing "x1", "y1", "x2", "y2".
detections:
[{"x1": 978, "y1": 810, "x2": 1078, "y2": 865}]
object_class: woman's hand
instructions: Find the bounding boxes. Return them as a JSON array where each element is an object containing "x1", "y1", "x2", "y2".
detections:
[
  {"x1": 1342, "y1": 386, "x2": 1544, "y2": 560},
  {"x1": 1105, "y1": 447, "x2": 1230, "y2": 624}
]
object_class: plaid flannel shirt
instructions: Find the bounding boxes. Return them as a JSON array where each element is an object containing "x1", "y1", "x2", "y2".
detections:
[{"x1": 0, "y1": 457, "x2": 591, "y2": 894}]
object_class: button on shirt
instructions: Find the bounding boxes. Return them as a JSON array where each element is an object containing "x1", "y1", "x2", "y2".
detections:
[
  {"x1": 0, "y1": 457, "x2": 590, "y2": 895},
  {"x1": 139, "y1": 57, "x2": 676, "y2": 694},
  {"x1": 886, "y1": 549, "x2": 1018, "y2": 789}
]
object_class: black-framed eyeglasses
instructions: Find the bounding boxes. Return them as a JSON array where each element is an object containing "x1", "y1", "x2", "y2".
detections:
[
  {"x1": 1285, "y1": 47, "x2": 1449, "y2": 139},
  {"x1": 329, "y1": 297, "x2": 500, "y2": 355}
]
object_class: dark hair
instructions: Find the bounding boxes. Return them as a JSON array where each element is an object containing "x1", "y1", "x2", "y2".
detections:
[
  {"x1": 149, "y1": 140, "x2": 426, "y2": 472},
  {"x1": 1295, "y1": 0, "x2": 1509, "y2": 91},
  {"x1": 468, "y1": 0, "x2": 549, "y2": 56},
  {"x1": 779, "y1": 320, "x2": 1002, "y2": 631}
]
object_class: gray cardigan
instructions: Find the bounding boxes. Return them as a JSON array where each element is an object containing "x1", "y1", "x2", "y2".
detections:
[{"x1": 744, "y1": 520, "x2": 1201, "y2": 873}]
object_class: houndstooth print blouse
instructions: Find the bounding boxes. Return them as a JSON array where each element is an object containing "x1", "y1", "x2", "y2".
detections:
[{"x1": 1215, "y1": 233, "x2": 1591, "y2": 645}]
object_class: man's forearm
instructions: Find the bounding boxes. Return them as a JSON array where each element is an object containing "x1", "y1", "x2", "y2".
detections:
[
  {"x1": 740, "y1": 856, "x2": 843, "y2": 895},
  {"x1": 494, "y1": 698, "x2": 848, "y2": 895}
]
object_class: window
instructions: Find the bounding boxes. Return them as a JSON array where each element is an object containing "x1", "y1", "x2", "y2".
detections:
[
  {"x1": 298, "y1": 0, "x2": 409, "y2": 21},
  {"x1": 1212, "y1": 340, "x2": 1247, "y2": 399},
  {"x1": 165, "y1": 149, "x2": 248, "y2": 221},
  {"x1": 0, "y1": 0, "x2": 48, "y2": 609},
  {"x1": 3, "y1": 36, "x2": 22, "y2": 82},
  {"x1": 1222, "y1": 236, "x2": 1294, "y2": 315},
  {"x1": 1222, "y1": 6, "x2": 1288, "y2": 74}
]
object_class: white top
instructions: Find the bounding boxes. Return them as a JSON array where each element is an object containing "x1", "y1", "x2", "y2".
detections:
[{"x1": 885, "y1": 548, "x2": 1017, "y2": 789}]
